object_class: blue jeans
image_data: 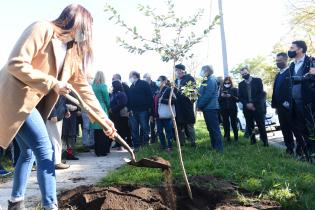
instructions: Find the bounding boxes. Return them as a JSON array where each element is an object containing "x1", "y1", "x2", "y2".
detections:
[
  {"x1": 130, "y1": 111, "x2": 150, "y2": 148},
  {"x1": 156, "y1": 118, "x2": 173, "y2": 149},
  {"x1": 203, "y1": 109, "x2": 224, "y2": 152},
  {"x1": 81, "y1": 112, "x2": 90, "y2": 146},
  {"x1": 12, "y1": 108, "x2": 57, "y2": 209}
]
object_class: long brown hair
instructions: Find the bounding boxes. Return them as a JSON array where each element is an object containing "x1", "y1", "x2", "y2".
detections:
[
  {"x1": 52, "y1": 4, "x2": 93, "y2": 71},
  {"x1": 222, "y1": 76, "x2": 234, "y2": 88}
]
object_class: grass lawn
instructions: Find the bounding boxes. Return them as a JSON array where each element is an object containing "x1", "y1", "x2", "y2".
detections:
[{"x1": 99, "y1": 118, "x2": 315, "y2": 210}]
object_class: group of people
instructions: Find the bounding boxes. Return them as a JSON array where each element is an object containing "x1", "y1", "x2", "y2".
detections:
[{"x1": 0, "y1": 3, "x2": 315, "y2": 210}]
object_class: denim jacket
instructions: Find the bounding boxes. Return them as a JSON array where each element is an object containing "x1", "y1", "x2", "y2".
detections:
[{"x1": 197, "y1": 75, "x2": 219, "y2": 110}]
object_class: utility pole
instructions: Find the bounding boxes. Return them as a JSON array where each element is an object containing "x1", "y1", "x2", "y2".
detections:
[{"x1": 218, "y1": 0, "x2": 229, "y2": 77}]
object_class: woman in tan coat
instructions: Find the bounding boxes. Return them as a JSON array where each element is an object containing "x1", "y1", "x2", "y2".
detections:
[{"x1": 0, "y1": 4, "x2": 116, "y2": 210}]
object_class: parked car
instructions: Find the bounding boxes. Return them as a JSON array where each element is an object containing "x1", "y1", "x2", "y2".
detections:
[{"x1": 237, "y1": 101, "x2": 280, "y2": 131}]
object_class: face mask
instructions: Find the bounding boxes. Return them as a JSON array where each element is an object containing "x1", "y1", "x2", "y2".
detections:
[
  {"x1": 288, "y1": 50, "x2": 297, "y2": 59},
  {"x1": 224, "y1": 83, "x2": 231, "y2": 88},
  {"x1": 129, "y1": 77, "x2": 135, "y2": 84},
  {"x1": 75, "y1": 30, "x2": 86, "y2": 43},
  {"x1": 156, "y1": 81, "x2": 161, "y2": 87},
  {"x1": 276, "y1": 62, "x2": 286, "y2": 69},
  {"x1": 199, "y1": 70, "x2": 206, "y2": 78},
  {"x1": 242, "y1": 74, "x2": 250, "y2": 80}
]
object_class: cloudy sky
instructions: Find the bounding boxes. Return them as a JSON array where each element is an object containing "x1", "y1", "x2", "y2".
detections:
[{"x1": 0, "y1": 0, "x2": 291, "y2": 83}]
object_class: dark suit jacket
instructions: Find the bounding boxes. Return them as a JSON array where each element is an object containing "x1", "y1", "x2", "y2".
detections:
[
  {"x1": 289, "y1": 55, "x2": 315, "y2": 104},
  {"x1": 238, "y1": 77, "x2": 265, "y2": 112},
  {"x1": 271, "y1": 69, "x2": 292, "y2": 111}
]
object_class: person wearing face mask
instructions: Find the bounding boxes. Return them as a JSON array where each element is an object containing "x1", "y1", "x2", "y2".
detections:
[
  {"x1": 239, "y1": 67, "x2": 268, "y2": 146},
  {"x1": 287, "y1": 40, "x2": 314, "y2": 158},
  {"x1": 111, "y1": 73, "x2": 132, "y2": 147},
  {"x1": 153, "y1": 76, "x2": 176, "y2": 151},
  {"x1": 197, "y1": 65, "x2": 223, "y2": 152},
  {"x1": 271, "y1": 52, "x2": 303, "y2": 155},
  {"x1": 219, "y1": 76, "x2": 239, "y2": 143},
  {"x1": 143, "y1": 73, "x2": 159, "y2": 144},
  {"x1": 128, "y1": 71, "x2": 153, "y2": 151},
  {"x1": 174, "y1": 64, "x2": 197, "y2": 147},
  {"x1": 0, "y1": 4, "x2": 117, "y2": 210}
]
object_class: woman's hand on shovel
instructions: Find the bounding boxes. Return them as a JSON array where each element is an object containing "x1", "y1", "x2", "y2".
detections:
[
  {"x1": 53, "y1": 81, "x2": 71, "y2": 95},
  {"x1": 103, "y1": 118, "x2": 117, "y2": 139}
]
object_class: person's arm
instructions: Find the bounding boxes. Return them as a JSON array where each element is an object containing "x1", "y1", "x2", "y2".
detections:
[
  {"x1": 7, "y1": 21, "x2": 58, "y2": 94},
  {"x1": 238, "y1": 83, "x2": 247, "y2": 106},
  {"x1": 232, "y1": 88, "x2": 239, "y2": 102},
  {"x1": 102, "y1": 85, "x2": 110, "y2": 111},
  {"x1": 144, "y1": 82, "x2": 153, "y2": 111},
  {"x1": 252, "y1": 78, "x2": 264, "y2": 104},
  {"x1": 197, "y1": 78, "x2": 216, "y2": 109}
]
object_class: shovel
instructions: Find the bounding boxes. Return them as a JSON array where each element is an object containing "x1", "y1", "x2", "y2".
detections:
[{"x1": 64, "y1": 86, "x2": 170, "y2": 170}]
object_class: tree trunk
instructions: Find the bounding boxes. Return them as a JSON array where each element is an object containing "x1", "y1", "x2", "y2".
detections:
[{"x1": 168, "y1": 85, "x2": 193, "y2": 200}]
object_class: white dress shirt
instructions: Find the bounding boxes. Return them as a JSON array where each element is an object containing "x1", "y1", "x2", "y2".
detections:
[
  {"x1": 294, "y1": 55, "x2": 305, "y2": 74},
  {"x1": 54, "y1": 39, "x2": 67, "y2": 74}
]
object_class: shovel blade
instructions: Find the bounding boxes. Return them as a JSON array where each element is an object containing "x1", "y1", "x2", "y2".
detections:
[{"x1": 126, "y1": 156, "x2": 171, "y2": 170}]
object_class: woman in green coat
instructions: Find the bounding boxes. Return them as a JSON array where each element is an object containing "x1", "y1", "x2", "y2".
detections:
[{"x1": 90, "y1": 71, "x2": 111, "y2": 156}]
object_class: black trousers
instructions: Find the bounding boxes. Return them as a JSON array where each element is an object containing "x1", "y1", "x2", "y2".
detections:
[
  {"x1": 150, "y1": 119, "x2": 157, "y2": 143},
  {"x1": 94, "y1": 129, "x2": 111, "y2": 156},
  {"x1": 292, "y1": 100, "x2": 309, "y2": 155},
  {"x1": 243, "y1": 109, "x2": 268, "y2": 144},
  {"x1": 221, "y1": 109, "x2": 238, "y2": 140},
  {"x1": 277, "y1": 106, "x2": 303, "y2": 153}
]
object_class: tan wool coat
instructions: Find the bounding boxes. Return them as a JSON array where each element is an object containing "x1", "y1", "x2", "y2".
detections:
[{"x1": 0, "y1": 21, "x2": 107, "y2": 149}]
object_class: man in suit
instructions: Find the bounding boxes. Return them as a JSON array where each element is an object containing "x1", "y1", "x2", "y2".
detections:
[
  {"x1": 287, "y1": 40, "x2": 312, "y2": 157},
  {"x1": 239, "y1": 67, "x2": 268, "y2": 146},
  {"x1": 271, "y1": 52, "x2": 304, "y2": 155}
]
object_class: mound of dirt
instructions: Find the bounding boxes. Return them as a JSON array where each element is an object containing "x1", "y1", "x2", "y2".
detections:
[{"x1": 58, "y1": 176, "x2": 281, "y2": 210}]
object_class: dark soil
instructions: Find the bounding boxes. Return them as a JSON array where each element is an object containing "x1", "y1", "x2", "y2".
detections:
[{"x1": 58, "y1": 175, "x2": 281, "y2": 210}]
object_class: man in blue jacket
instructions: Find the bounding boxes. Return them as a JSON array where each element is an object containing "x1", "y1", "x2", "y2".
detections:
[{"x1": 197, "y1": 65, "x2": 223, "y2": 152}]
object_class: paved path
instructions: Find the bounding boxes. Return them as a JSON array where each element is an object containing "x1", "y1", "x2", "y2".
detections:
[
  {"x1": 266, "y1": 130, "x2": 286, "y2": 149},
  {"x1": 0, "y1": 150, "x2": 128, "y2": 210}
]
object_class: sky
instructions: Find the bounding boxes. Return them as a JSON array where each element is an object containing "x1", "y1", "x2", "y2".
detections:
[{"x1": 0, "y1": 0, "x2": 290, "y2": 83}]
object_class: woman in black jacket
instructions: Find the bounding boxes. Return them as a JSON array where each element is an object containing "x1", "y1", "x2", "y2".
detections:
[
  {"x1": 219, "y1": 77, "x2": 239, "y2": 142},
  {"x1": 109, "y1": 81, "x2": 129, "y2": 150}
]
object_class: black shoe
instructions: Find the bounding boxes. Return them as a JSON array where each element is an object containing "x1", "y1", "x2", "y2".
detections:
[
  {"x1": 66, "y1": 154, "x2": 79, "y2": 160},
  {"x1": 8, "y1": 200, "x2": 25, "y2": 210},
  {"x1": 96, "y1": 153, "x2": 108, "y2": 157},
  {"x1": 191, "y1": 142, "x2": 196, "y2": 148},
  {"x1": 286, "y1": 149, "x2": 294, "y2": 155},
  {"x1": 82, "y1": 146, "x2": 90, "y2": 152},
  {"x1": 263, "y1": 142, "x2": 269, "y2": 147}
]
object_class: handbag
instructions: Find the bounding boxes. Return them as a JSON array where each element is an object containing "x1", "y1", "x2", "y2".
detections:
[{"x1": 158, "y1": 88, "x2": 176, "y2": 119}]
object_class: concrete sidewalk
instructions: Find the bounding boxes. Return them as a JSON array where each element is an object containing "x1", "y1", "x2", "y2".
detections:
[{"x1": 0, "y1": 150, "x2": 128, "y2": 209}]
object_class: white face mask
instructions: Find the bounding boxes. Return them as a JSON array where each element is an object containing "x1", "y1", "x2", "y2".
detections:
[
  {"x1": 224, "y1": 84, "x2": 231, "y2": 88},
  {"x1": 199, "y1": 70, "x2": 206, "y2": 78},
  {"x1": 129, "y1": 77, "x2": 135, "y2": 84},
  {"x1": 156, "y1": 80, "x2": 161, "y2": 87},
  {"x1": 75, "y1": 30, "x2": 86, "y2": 43}
]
